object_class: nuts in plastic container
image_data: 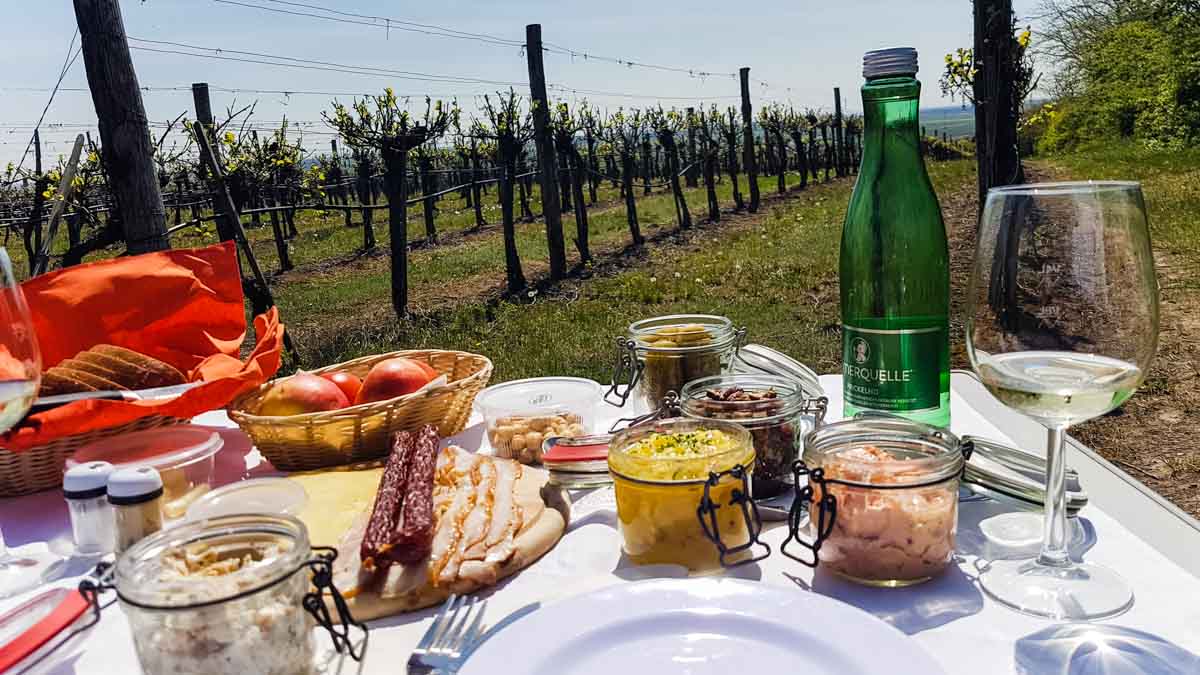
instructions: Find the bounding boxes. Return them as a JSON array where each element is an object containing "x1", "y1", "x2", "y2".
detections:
[{"x1": 477, "y1": 377, "x2": 601, "y2": 464}]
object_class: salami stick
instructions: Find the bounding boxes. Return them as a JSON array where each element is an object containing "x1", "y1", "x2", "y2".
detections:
[
  {"x1": 389, "y1": 424, "x2": 440, "y2": 564},
  {"x1": 360, "y1": 431, "x2": 414, "y2": 571}
]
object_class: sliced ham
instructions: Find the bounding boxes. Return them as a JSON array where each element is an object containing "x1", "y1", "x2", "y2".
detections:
[
  {"x1": 438, "y1": 458, "x2": 496, "y2": 585},
  {"x1": 427, "y1": 449, "x2": 481, "y2": 584}
]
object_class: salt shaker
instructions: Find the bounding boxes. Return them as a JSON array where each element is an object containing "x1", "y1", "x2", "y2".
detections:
[
  {"x1": 63, "y1": 461, "x2": 116, "y2": 555},
  {"x1": 108, "y1": 467, "x2": 164, "y2": 555}
]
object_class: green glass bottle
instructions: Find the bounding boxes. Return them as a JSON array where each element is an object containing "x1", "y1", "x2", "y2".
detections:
[{"x1": 840, "y1": 47, "x2": 950, "y2": 427}]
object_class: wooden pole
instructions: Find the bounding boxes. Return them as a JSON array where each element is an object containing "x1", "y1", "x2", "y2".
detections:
[
  {"x1": 973, "y1": 0, "x2": 1024, "y2": 210},
  {"x1": 833, "y1": 87, "x2": 846, "y2": 177},
  {"x1": 525, "y1": 23, "x2": 567, "y2": 280},
  {"x1": 32, "y1": 135, "x2": 86, "y2": 276},
  {"x1": 739, "y1": 67, "x2": 760, "y2": 213},
  {"x1": 192, "y1": 82, "x2": 239, "y2": 245},
  {"x1": 194, "y1": 129, "x2": 300, "y2": 363},
  {"x1": 73, "y1": 0, "x2": 169, "y2": 254},
  {"x1": 685, "y1": 107, "x2": 698, "y2": 188}
]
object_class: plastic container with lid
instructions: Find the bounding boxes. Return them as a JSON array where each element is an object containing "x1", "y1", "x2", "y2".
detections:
[
  {"x1": 681, "y1": 374, "x2": 827, "y2": 499},
  {"x1": 109, "y1": 466, "x2": 164, "y2": 555},
  {"x1": 113, "y1": 514, "x2": 364, "y2": 675},
  {"x1": 607, "y1": 314, "x2": 745, "y2": 412},
  {"x1": 608, "y1": 418, "x2": 765, "y2": 573},
  {"x1": 186, "y1": 478, "x2": 309, "y2": 521},
  {"x1": 67, "y1": 426, "x2": 224, "y2": 520},
  {"x1": 477, "y1": 377, "x2": 601, "y2": 464},
  {"x1": 784, "y1": 416, "x2": 965, "y2": 587},
  {"x1": 62, "y1": 461, "x2": 116, "y2": 555}
]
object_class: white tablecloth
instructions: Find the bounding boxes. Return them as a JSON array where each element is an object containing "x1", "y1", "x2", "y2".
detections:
[{"x1": 3, "y1": 374, "x2": 1199, "y2": 674}]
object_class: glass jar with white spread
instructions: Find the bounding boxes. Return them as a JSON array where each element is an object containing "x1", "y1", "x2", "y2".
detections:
[{"x1": 114, "y1": 514, "x2": 364, "y2": 675}]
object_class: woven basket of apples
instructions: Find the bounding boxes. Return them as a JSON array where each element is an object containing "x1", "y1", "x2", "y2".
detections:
[{"x1": 228, "y1": 349, "x2": 492, "y2": 471}]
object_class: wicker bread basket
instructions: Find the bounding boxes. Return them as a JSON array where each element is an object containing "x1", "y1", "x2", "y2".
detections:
[
  {"x1": 0, "y1": 415, "x2": 182, "y2": 497},
  {"x1": 229, "y1": 349, "x2": 493, "y2": 471}
]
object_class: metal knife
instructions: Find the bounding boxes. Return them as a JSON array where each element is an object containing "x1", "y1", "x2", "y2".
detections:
[{"x1": 30, "y1": 382, "x2": 203, "y2": 414}]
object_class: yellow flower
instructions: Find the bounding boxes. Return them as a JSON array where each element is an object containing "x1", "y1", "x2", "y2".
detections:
[
  {"x1": 223, "y1": 131, "x2": 235, "y2": 145},
  {"x1": 1018, "y1": 30, "x2": 1031, "y2": 49}
]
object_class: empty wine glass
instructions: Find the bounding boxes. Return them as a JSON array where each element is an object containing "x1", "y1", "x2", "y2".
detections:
[
  {"x1": 966, "y1": 181, "x2": 1159, "y2": 620},
  {"x1": 0, "y1": 247, "x2": 48, "y2": 598}
]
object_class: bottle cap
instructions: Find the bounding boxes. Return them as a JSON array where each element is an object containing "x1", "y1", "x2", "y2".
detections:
[
  {"x1": 107, "y1": 466, "x2": 163, "y2": 506},
  {"x1": 863, "y1": 47, "x2": 919, "y2": 79},
  {"x1": 62, "y1": 461, "x2": 114, "y2": 500}
]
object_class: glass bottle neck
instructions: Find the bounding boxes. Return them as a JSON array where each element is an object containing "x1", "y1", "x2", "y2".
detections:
[{"x1": 861, "y1": 76, "x2": 922, "y2": 159}]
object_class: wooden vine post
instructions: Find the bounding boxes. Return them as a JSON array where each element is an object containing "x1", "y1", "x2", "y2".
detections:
[
  {"x1": 73, "y1": 0, "x2": 170, "y2": 254},
  {"x1": 973, "y1": 0, "x2": 1024, "y2": 209},
  {"x1": 833, "y1": 88, "x2": 846, "y2": 177},
  {"x1": 685, "y1": 107, "x2": 699, "y2": 188},
  {"x1": 739, "y1": 67, "x2": 760, "y2": 213},
  {"x1": 525, "y1": 24, "x2": 567, "y2": 280},
  {"x1": 193, "y1": 128, "x2": 300, "y2": 363}
]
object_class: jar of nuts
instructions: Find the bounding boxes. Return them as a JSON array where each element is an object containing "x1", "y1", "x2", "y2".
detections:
[
  {"x1": 477, "y1": 377, "x2": 602, "y2": 464},
  {"x1": 680, "y1": 374, "x2": 827, "y2": 498}
]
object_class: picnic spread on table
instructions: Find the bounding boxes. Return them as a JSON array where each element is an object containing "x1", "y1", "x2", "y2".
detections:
[{"x1": 0, "y1": 47, "x2": 1195, "y2": 675}]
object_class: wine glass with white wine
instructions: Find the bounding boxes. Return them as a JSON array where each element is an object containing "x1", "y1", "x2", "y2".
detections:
[
  {"x1": 0, "y1": 248, "x2": 46, "y2": 598},
  {"x1": 966, "y1": 181, "x2": 1159, "y2": 620}
]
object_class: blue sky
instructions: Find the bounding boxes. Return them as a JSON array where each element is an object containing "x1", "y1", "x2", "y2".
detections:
[{"x1": 1, "y1": 0, "x2": 1040, "y2": 164}]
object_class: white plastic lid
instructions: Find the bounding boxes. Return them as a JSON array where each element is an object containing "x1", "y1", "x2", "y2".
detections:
[
  {"x1": 66, "y1": 426, "x2": 223, "y2": 474},
  {"x1": 477, "y1": 377, "x2": 602, "y2": 416},
  {"x1": 107, "y1": 466, "x2": 163, "y2": 505},
  {"x1": 186, "y1": 478, "x2": 309, "y2": 521},
  {"x1": 62, "y1": 461, "x2": 114, "y2": 500}
]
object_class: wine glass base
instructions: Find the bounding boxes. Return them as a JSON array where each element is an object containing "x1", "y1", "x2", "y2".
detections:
[{"x1": 979, "y1": 558, "x2": 1134, "y2": 621}]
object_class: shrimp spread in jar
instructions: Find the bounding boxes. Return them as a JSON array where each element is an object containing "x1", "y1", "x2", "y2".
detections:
[{"x1": 818, "y1": 445, "x2": 958, "y2": 586}]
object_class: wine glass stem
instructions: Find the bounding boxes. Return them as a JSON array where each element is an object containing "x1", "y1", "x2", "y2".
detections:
[{"x1": 1038, "y1": 425, "x2": 1071, "y2": 568}]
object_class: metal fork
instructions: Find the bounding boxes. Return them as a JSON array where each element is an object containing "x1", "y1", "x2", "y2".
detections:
[{"x1": 407, "y1": 594, "x2": 487, "y2": 674}]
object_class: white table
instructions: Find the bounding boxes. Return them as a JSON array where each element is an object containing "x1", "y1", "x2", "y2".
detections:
[{"x1": 4, "y1": 371, "x2": 1200, "y2": 674}]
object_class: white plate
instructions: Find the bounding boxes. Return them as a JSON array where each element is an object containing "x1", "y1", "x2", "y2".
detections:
[{"x1": 460, "y1": 578, "x2": 947, "y2": 675}]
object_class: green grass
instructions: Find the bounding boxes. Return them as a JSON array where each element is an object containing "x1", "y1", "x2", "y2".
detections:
[
  {"x1": 293, "y1": 160, "x2": 976, "y2": 382},
  {"x1": 1033, "y1": 143, "x2": 1200, "y2": 261}
]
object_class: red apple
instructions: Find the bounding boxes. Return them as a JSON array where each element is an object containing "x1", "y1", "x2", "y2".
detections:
[
  {"x1": 414, "y1": 360, "x2": 439, "y2": 381},
  {"x1": 320, "y1": 370, "x2": 363, "y2": 403},
  {"x1": 259, "y1": 371, "x2": 350, "y2": 416},
  {"x1": 356, "y1": 358, "x2": 434, "y2": 404}
]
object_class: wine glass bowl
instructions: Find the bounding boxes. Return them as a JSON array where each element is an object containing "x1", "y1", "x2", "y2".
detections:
[
  {"x1": 966, "y1": 181, "x2": 1159, "y2": 620},
  {"x1": 0, "y1": 248, "x2": 48, "y2": 598}
]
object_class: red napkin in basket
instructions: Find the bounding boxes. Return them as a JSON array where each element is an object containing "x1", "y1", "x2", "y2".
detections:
[{"x1": 2, "y1": 241, "x2": 284, "y2": 451}]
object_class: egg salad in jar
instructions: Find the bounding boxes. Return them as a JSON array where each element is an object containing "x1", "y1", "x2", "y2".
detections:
[{"x1": 608, "y1": 419, "x2": 755, "y2": 573}]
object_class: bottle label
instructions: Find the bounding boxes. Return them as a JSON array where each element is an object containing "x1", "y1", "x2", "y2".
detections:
[{"x1": 842, "y1": 324, "x2": 943, "y2": 412}]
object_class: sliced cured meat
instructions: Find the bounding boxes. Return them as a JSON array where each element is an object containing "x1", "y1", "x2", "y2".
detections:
[
  {"x1": 439, "y1": 458, "x2": 496, "y2": 585},
  {"x1": 427, "y1": 449, "x2": 481, "y2": 584},
  {"x1": 360, "y1": 432, "x2": 414, "y2": 571},
  {"x1": 390, "y1": 425, "x2": 440, "y2": 565}
]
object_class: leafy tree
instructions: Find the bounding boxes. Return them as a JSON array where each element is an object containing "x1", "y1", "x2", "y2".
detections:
[
  {"x1": 645, "y1": 107, "x2": 692, "y2": 230},
  {"x1": 472, "y1": 90, "x2": 535, "y2": 293},
  {"x1": 601, "y1": 109, "x2": 646, "y2": 245},
  {"x1": 551, "y1": 102, "x2": 592, "y2": 264},
  {"x1": 326, "y1": 90, "x2": 455, "y2": 318},
  {"x1": 757, "y1": 103, "x2": 790, "y2": 194}
]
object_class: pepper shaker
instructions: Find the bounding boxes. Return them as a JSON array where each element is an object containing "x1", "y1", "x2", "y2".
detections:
[
  {"x1": 63, "y1": 461, "x2": 116, "y2": 555},
  {"x1": 108, "y1": 467, "x2": 164, "y2": 555}
]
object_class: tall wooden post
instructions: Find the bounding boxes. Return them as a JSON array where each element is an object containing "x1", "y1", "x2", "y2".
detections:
[
  {"x1": 525, "y1": 23, "x2": 566, "y2": 280},
  {"x1": 685, "y1": 107, "x2": 698, "y2": 188},
  {"x1": 192, "y1": 82, "x2": 238, "y2": 244},
  {"x1": 973, "y1": 0, "x2": 1024, "y2": 209},
  {"x1": 739, "y1": 68, "x2": 760, "y2": 213},
  {"x1": 833, "y1": 87, "x2": 846, "y2": 177},
  {"x1": 74, "y1": 0, "x2": 169, "y2": 254}
]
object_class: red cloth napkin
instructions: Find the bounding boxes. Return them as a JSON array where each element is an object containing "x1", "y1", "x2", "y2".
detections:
[{"x1": 2, "y1": 241, "x2": 283, "y2": 451}]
